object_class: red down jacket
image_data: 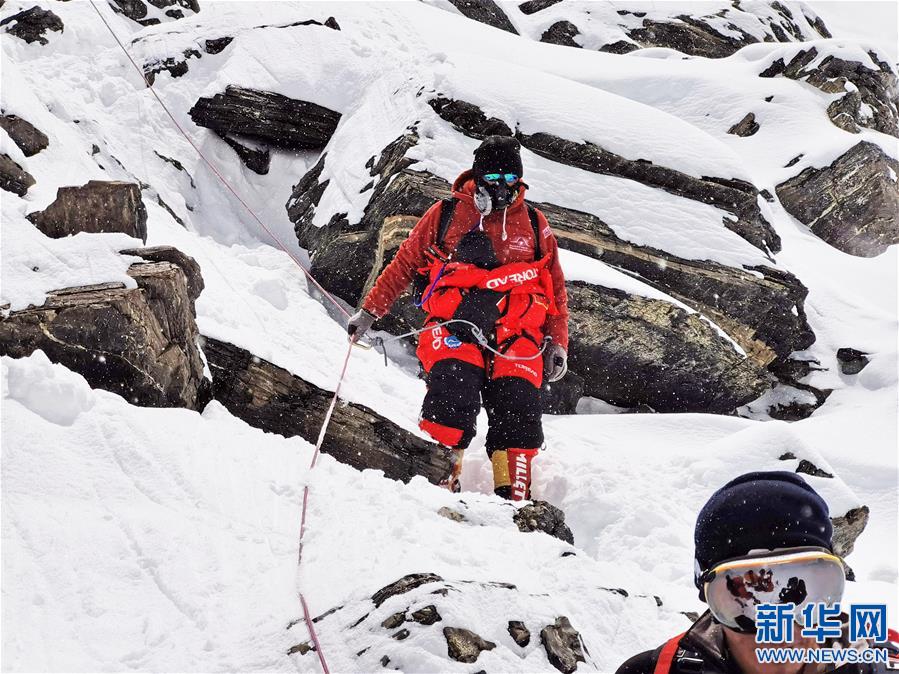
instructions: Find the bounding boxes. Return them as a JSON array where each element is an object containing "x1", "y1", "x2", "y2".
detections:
[{"x1": 361, "y1": 169, "x2": 569, "y2": 350}]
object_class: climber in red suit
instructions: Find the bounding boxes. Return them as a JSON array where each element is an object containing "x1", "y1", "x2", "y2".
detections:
[{"x1": 347, "y1": 136, "x2": 569, "y2": 500}]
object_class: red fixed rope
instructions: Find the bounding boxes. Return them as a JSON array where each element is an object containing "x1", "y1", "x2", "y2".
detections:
[{"x1": 87, "y1": 4, "x2": 355, "y2": 672}]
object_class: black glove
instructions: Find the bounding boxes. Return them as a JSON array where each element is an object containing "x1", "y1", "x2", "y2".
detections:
[
  {"x1": 347, "y1": 309, "x2": 376, "y2": 342},
  {"x1": 449, "y1": 289, "x2": 503, "y2": 344},
  {"x1": 543, "y1": 343, "x2": 567, "y2": 383}
]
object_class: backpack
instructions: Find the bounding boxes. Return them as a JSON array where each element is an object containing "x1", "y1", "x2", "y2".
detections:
[{"x1": 412, "y1": 197, "x2": 544, "y2": 304}]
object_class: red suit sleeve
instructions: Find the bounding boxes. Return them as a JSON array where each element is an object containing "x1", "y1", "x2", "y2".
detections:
[
  {"x1": 537, "y1": 210, "x2": 569, "y2": 351},
  {"x1": 361, "y1": 201, "x2": 441, "y2": 318}
]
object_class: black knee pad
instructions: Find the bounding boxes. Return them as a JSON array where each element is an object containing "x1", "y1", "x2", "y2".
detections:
[
  {"x1": 484, "y1": 376, "x2": 544, "y2": 452},
  {"x1": 421, "y1": 359, "x2": 485, "y2": 449}
]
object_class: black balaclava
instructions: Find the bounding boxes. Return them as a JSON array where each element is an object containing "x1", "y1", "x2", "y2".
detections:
[{"x1": 472, "y1": 136, "x2": 524, "y2": 215}]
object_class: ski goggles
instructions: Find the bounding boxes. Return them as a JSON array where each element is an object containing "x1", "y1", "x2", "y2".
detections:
[
  {"x1": 700, "y1": 547, "x2": 845, "y2": 633},
  {"x1": 482, "y1": 172, "x2": 519, "y2": 185}
]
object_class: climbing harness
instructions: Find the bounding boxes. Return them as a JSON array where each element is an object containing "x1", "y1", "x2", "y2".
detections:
[{"x1": 366, "y1": 318, "x2": 551, "y2": 366}]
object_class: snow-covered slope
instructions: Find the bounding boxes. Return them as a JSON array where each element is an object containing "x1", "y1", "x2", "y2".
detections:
[{"x1": 2, "y1": 1, "x2": 896, "y2": 672}]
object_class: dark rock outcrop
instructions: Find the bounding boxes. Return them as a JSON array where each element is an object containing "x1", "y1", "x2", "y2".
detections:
[
  {"x1": 540, "y1": 616, "x2": 586, "y2": 673},
  {"x1": 0, "y1": 153, "x2": 35, "y2": 196},
  {"x1": 727, "y1": 112, "x2": 760, "y2": 137},
  {"x1": 776, "y1": 142, "x2": 899, "y2": 257},
  {"x1": 1, "y1": 6, "x2": 63, "y2": 45},
  {"x1": 445, "y1": 0, "x2": 517, "y2": 34},
  {"x1": 121, "y1": 245, "x2": 204, "y2": 301},
  {"x1": 444, "y1": 626, "x2": 496, "y2": 663},
  {"x1": 831, "y1": 506, "x2": 869, "y2": 558},
  {"x1": 760, "y1": 47, "x2": 899, "y2": 138},
  {"x1": 567, "y1": 282, "x2": 770, "y2": 412},
  {"x1": 429, "y1": 96, "x2": 780, "y2": 254},
  {"x1": 108, "y1": 0, "x2": 199, "y2": 26},
  {"x1": 513, "y1": 500, "x2": 575, "y2": 544},
  {"x1": 0, "y1": 253, "x2": 207, "y2": 408},
  {"x1": 508, "y1": 620, "x2": 531, "y2": 646},
  {"x1": 26, "y1": 181, "x2": 148, "y2": 243},
  {"x1": 541, "y1": 20, "x2": 580, "y2": 47},
  {"x1": 541, "y1": 372, "x2": 584, "y2": 414},
  {"x1": 836, "y1": 347, "x2": 869, "y2": 375},
  {"x1": 0, "y1": 114, "x2": 49, "y2": 156},
  {"x1": 189, "y1": 86, "x2": 341, "y2": 152},
  {"x1": 519, "y1": 0, "x2": 561, "y2": 15},
  {"x1": 372, "y1": 573, "x2": 443, "y2": 607},
  {"x1": 202, "y1": 339, "x2": 453, "y2": 485}
]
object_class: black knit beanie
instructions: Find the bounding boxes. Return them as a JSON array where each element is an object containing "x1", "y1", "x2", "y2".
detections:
[
  {"x1": 694, "y1": 471, "x2": 833, "y2": 594},
  {"x1": 472, "y1": 136, "x2": 523, "y2": 179}
]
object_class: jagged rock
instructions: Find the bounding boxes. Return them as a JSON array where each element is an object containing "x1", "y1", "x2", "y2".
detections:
[
  {"x1": 776, "y1": 142, "x2": 899, "y2": 257},
  {"x1": 760, "y1": 47, "x2": 899, "y2": 138},
  {"x1": 1, "y1": 6, "x2": 63, "y2": 45},
  {"x1": 727, "y1": 112, "x2": 759, "y2": 137},
  {"x1": 381, "y1": 612, "x2": 406, "y2": 629},
  {"x1": 541, "y1": 372, "x2": 583, "y2": 414},
  {"x1": 541, "y1": 20, "x2": 580, "y2": 47},
  {"x1": 120, "y1": 245, "x2": 204, "y2": 301},
  {"x1": 287, "y1": 642, "x2": 314, "y2": 655},
  {"x1": 143, "y1": 48, "x2": 201, "y2": 85},
  {"x1": 796, "y1": 459, "x2": 834, "y2": 479},
  {"x1": 568, "y1": 282, "x2": 770, "y2": 412},
  {"x1": 0, "y1": 114, "x2": 49, "y2": 156},
  {"x1": 204, "y1": 36, "x2": 233, "y2": 54},
  {"x1": 508, "y1": 620, "x2": 531, "y2": 647},
  {"x1": 217, "y1": 133, "x2": 271, "y2": 175},
  {"x1": 445, "y1": 0, "x2": 517, "y2": 34},
  {"x1": 443, "y1": 626, "x2": 496, "y2": 663},
  {"x1": 411, "y1": 605, "x2": 441, "y2": 625},
  {"x1": 108, "y1": 0, "x2": 199, "y2": 26},
  {"x1": 437, "y1": 506, "x2": 467, "y2": 522},
  {"x1": 831, "y1": 506, "x2": 869, "y2": 558},
  {"x1": 189, "y1": 85, "x2": 341, "y2": 151},
  {"x1": 289, "y1": 131, "x2": 815, "y2": 376},
  {"x1": 429, "y1": 96, "x2": 780, "y2": 253},
  {"x1": 513, "y1": 501, "x2": 575, "y2": 544},
  {"x1": 26, "y1": 181, "x2": 148, "y2": 243},
  {"x1": 372, "y1": 574, "x2": 444, "y2": 608},
  {"x1": 202, "y1": 339, "x2": 453, "y2": 485},
  {"x1": 540, "y1": 616, "x2": 586, "y2": 673},
  {"x1": 0, "y1": 257, "x2": 207, "y2": 408},
  {"x1": 391, "y1": 628, "x2": 410, "y2": 640},
  {"x1": 837, "y1": 347, "x2": 870, "y2": 375},
  {"x1": 0, "y1": 153, "x2": 35, "y2": 196},
  {"x1": 519, "y1": 0, "x2": 561, "y2": 15}
]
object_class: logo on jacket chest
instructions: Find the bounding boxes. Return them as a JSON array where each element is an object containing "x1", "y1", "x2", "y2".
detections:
[{"x1": 506, "y1": 234, "x2": 533, "y2": 254}]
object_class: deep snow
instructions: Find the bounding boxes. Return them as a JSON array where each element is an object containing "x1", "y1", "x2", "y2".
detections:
[{"x1": 1, "y1": 1, "x2": 897, "y2": 672}]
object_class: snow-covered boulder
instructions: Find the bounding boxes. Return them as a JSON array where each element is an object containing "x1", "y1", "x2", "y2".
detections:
[
  {"x1": 202, "y1": 337, "x2": 454, "y2": 485},
  {"x1": 0, "y1": 5, "x2": 63, "y2": 45},
  {"x1": 429, "y1": 0, "x2": 833, "y2": 58},
  {"x1": 0, "y1": 251, "x2": 208, "y2": 409},
  {"x1": 759, "y1": 44, "x2": 899, "y2": 138},
  {"x1": 26, "y1": 180, "x2": 149, "y2": 243},
  {"x1": 776, "y1": 142, "x2": 899, "y2": 257},
  {"x1": 287, "y1": 572, "x2": 598, "y2": 673}
]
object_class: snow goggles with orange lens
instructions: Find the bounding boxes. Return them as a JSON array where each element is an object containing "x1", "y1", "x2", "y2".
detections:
[
  {"x1": 701, "y1": 547, "x2": 845, "y2": 633},
  {"x1": 482, "y1": 172, "x2": 519, "y2": 185}
]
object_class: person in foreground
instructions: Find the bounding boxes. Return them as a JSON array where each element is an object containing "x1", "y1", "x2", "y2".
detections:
[
  {"x1": 616, "y1": 471, "x2": 891, "y2": 674},
  {"x1": 346, "y1": 136, "x2": 569, "y2": 499}
]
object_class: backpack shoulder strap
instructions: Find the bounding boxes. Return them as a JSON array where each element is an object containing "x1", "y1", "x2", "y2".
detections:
[
  {"x1": 654, "y1": 633, "x2": 686, "y2": 674},
  {"x1": 436, "y1": 197, "x2": 458, "y2": 249},
  {"x1": 526, "y1": 204, "x2": 543, "y2": 259}
]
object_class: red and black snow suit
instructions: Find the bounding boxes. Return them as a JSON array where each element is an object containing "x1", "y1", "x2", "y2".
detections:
[{"x1": 361, "y1": 170, "x2": 569, "y2": 494}]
